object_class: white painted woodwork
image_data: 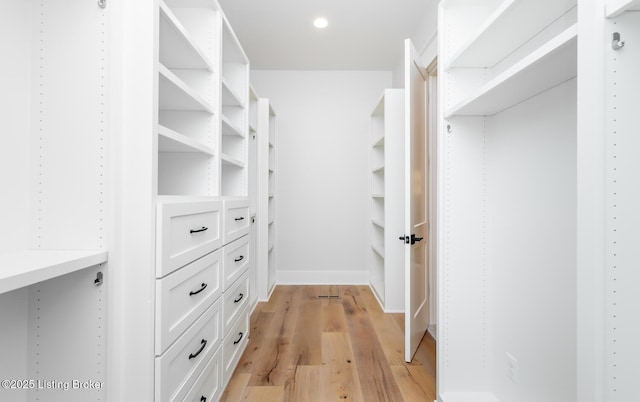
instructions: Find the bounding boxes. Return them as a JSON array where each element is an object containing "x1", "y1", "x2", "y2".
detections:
[
  {"x1": 155, "y1": 249, "x2": 222, "y2": 354},
  {"x1": 404, "y1": 38, "x2": 431, "y2": 363},
  {"x1": 369, "y1": 89, "x2": 405, "y2": 313},
  {"x1": 222, "y1": 199, "x2": 250, "y2": 244},
  {"x1": 606, "y1": 0, "x2": 640, "y2": 16},
  {"x1": 222, "y1": 270, "x2": 250, "y2": 334},
  {"x1": 156, "y1": 200, "x2": 223, "y2": 277},
  {"x1": 155, "y1": 300, "x2": 222, "y2": 402},
  {"x1": 183, "y1": 346, "x2": 224, "y2": 402},
  {"x1": 222, "y1": 235, "x2": 250, "y2": 290},
  {"x1": 222, "y1": 311, "x2": 249, "y2": 386},
  {"x1": 439, "y1": 0, "x2": 579, "y2": 399}
]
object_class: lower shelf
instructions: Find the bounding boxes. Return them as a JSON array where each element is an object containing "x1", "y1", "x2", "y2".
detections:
[{"x1": 0, "y1": 250, "x2": 108, "y2": 294}]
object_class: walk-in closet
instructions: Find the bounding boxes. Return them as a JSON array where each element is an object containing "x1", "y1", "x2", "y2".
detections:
[{"x1": 0, "y1": 0, "x2": 637, "y2": 401}]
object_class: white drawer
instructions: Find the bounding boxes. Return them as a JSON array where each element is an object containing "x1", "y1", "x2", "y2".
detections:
[
  {"x1": 223, "y1": 270, "x2": 250, "y2": 335},
  {"x1": 222, "y1": 235, "x2": 250, "y2": 290},
  {"x1": 223, "y1": 199, "x2": 250, "y2": 244},
  {"x1": 157, "y1": 201, "x2": 223, "y2": 277},
  {"x1": 222, "y1": 310, "x2": 249, "y2": 386},
  {"x1": 183, "y1": 346, "x2": 223, "y2": 402},
  {"x1": 156, "y1": 249, "x2": 222, "y2": 355},
  {"x1": 155, "y1": 300, "x2": 222, "y2": 402}
]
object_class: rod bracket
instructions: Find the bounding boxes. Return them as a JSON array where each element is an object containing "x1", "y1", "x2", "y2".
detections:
[{"x1": 612, "y1": 32, "x2": 625, "y2": 50}]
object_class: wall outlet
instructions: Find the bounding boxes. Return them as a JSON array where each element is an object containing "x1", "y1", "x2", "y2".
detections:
[{"x1": 506, "y1": 352, "x2": 518, "y2": 383}]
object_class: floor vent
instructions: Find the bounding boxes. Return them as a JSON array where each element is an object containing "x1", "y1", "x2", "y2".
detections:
[{"x1": 317, "y1": 295, "x2": 341, "y2": 299}]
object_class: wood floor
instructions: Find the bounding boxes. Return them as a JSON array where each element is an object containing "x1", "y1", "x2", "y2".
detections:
[{"x1": 222, "y1": 285, "x2": 436, "y2": 402}]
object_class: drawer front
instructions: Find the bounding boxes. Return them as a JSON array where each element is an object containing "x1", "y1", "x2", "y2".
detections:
[
  {"x1": 223, "y1": 270, "x2": 250, "y2": 335},
  {"x1": 155, "y1": 300, "x2": 222, "y2": 402},
  {"x1": 156, "y1": 249, "x2": 222, "y2": 355},
  {"x1": 222, "y1": 310, "x2": 249, "y2": 386},
  {"x1": 223, "y1": 199, "x2": 250, "y2": 244},
  {"x1": 183, "y1": 346, "x2": 223, "y2": 402},
  {"x1": 222, "y1": 235, "x2": 250, "y2": 290},
  {"x1": 157, "y1": 201, "x2": 223, "y2": 277}
]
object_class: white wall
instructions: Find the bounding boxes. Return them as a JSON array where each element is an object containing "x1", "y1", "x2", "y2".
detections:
[{"x1": 251, "y1": 70, "x2": 392, "y2": 284}]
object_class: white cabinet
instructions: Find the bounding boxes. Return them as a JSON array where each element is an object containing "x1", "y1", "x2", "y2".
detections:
[
  {"x1": 0, "y1": 0, "x2": 109, "y2": 400},
  {"x1": 438, "y1": 0, "x2": 577, "y2": 401},
  {"x1": 256, "y1": 98, "x2": 278, "y2": 301},
  {"x1": 369, "y1": 89, "x2": 405, "y2": 312}
]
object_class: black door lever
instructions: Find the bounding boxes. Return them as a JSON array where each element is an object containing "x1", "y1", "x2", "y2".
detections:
[{"x1": 410, "y1": 234, "x2": 424, "y2": 245}]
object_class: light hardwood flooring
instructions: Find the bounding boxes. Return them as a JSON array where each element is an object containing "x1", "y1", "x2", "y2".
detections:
[{"x1": 222, "y1": 285, "x2": 436, "y2": 402}]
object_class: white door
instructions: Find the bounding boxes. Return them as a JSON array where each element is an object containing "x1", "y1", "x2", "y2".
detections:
[{"x1": 404, "y1": 38, "x2": 430, "y2": 362}]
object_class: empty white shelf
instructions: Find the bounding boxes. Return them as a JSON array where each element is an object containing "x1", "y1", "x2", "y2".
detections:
[
  {"x1": 372, "y1": 135, "x2": 385, "y2": 147},
  {"x1": 158, "y1": 125, "x2": 214, "y2": 155},
  {"x1": 372, "y1": 164, "x2": 385, "y2": 173},
  {"x1": 222, "y1": 78, "x2": 245, "y2": 107},
  {"x1": 606, "y1": 0, "x2": 640, "y2": 17},
  {"x1": 371, "y1": 244, "x2": 385, "y2": 259},
  {"x1": 159, "y1": 64, "x2": 214, "y2": 113},
  {"x1": 0, "y1": 250, "x2": 108, "y2": 294},
  {"x1": 221, "y1": 153, "x2": 245, "y2": 168},
  {"x1": 249, "y1": 122, "x2": 257, "y2": 133},
  {"x1": 446, "y1": 24, "x2": 577, "y2": 117},
  {"x1": 446, "y1": 0, "x2": 576, "y2": 69},
  {"x1": 221, "y1": 115, "x2": 245, "y2": 137},
  {"x1": 372, "y1": 194, "x2": 385, "y2": 199},
  {"x1": 372, "y1": 219, "x2": 385, "y2": 228},
  {"x1": 158, "y1": 1, "x2": 214, "y2": 71}
]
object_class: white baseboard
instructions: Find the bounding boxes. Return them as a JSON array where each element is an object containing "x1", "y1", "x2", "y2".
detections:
[
  {"x1": 276, "y1": 270, "x2": 368, "y2": 285},
  {"x1": 428, "y1": 324, "x2": 437, "y2": 341}
]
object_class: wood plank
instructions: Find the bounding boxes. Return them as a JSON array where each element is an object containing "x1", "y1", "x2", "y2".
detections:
[
  {"x1": 322, "y1": 301, "x2": 348, "y2": 332},
  {"x1": 321, "y1": 332, "x2": 364, "y2": 402},
  {"x1": 235, "y1": 311, "x2": 274, "y2": 375},
  {"x1": 360, "y1": 286, "x2": 406, "y2": 365},
  {"x1": 220, "y1": 373, "x2": 250, "y2": 402},
  {"x1": 241, "y1": 386, "x2": 285, "y2": 402},
  {"x1": 342, "y1": 288, "x2": 405, "y2": 402},
  {"x1": 391, "y1": 365, "x2": 436, "y2": 401},
  {"x1": 289, "y1": 366, "x2": 321, "y2": 402}
]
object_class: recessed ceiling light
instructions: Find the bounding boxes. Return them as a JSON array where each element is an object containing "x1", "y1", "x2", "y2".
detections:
[{"x1": 313, "y1": 17, "x2": 328, "y2": 29}]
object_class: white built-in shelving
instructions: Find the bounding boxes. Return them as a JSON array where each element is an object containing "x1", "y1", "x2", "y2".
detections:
[
  {"x1": 439, "y1": 0, "x2": 578, "y2": 400},
  {"x1": 369, "y1": 89, "x2": 404, "y2": 313},
  {"x1": 606, "y1": 0, "x2": 640, "y2": 17},
  {"x1": 257, "y1": 98, "x2": 277, "y2": 301}
]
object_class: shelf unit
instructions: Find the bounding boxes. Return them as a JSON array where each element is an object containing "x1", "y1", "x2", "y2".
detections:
[
  {"x1": 220, "y1": 16, "x2": 250, "y2": 197},
  {"x1": 0, "y1": 0, "x2": 109, "y2": 400},
  {"x1": 256, "y1": 98, "x2": 278, "y2": 301},
  {"x1": 368, "y1": 89, "x2": 405, "y2": 313},
  {"x1": 438, "y1": 0, "x2": 578, "y2": 400},
  {"x1": 606, "y1": 0, "x2": 640, "y2": 16}
]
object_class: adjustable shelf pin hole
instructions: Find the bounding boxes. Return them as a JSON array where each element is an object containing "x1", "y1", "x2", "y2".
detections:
[{"x1": 612, "y1": 32, "x2": 625, "y2": 51}]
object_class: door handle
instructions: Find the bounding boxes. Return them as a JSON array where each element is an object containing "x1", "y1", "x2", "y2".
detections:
[{"x1": 410, "y1": 234, "x2": 423, "y2": 245}]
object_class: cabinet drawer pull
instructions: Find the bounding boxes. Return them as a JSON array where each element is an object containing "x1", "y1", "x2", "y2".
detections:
[
  {"x1": 189, "y1": 282, "x2": 208, "y2": 296},
  {"x1": 234, "y1": 293, "x2": 244, "y2": 303},
  {"x1": 233, "y1": 332, "x2": 244, "y2": 345},
  {"x1": 234, "y1": 216, "x2": 245, "y2": 221},
  {"x1": 188, "y1": 339, "x2": 207, "y2": 360},
  {"x1": 234, "y1": 255, "x2": 244, "y2": 262},
  {"x1": 200, "y1": 397, "x2": 206, "y2": 402},
  {"x1": 190, "y1": 226, "x2": 208, "y2": 234}
]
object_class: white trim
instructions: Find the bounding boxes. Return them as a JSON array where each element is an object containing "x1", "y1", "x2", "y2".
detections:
[{"x1": 276, "y1": 270, "x2": 368, "y2": 285}]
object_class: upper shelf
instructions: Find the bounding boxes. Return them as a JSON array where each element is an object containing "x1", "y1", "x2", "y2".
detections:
[
  {"x1": 158, "y1": 1, "x2": 214, "y2": 71},
  {"x1": 158, "y1": 125, "x2": 214, "y2": 155},
  {"x1": 221, "y1": 115, "x2": 245, "y2": 137},
  {"x1": 159, "y1": 64, "x2": 215, "y2": 113},
  {"x1": 222, "y1": 78, "x2": 245, "y2": 107},
  {"x1": 0, "y1": 250, "x2": 108, "y2": 294},
  {"x1": 446, "y1": 0, "x2": 576, "y2": 69},
  {"x1": 606, "y1": 0, "x2": 640, "y2": 17},
  {"x1": 445, "y1": 24, "x2": 577, "y2": 117}
]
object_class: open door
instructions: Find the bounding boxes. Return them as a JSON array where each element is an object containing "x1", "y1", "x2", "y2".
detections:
[{"x1": 404, "y1": 38, "x2": 430, "y2": 362}]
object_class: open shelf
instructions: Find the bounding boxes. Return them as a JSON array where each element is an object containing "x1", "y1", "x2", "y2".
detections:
[
  {"x1": 606, "y1": 0, "x2": 640, "y2": 16},
  {"x1": 372, "y1": 194, "x2": 385, "y2": 199},
  {"x1": 221, "y1": 153, "x2": 245, "y2": 168},
  {"x1": 0, "y1": 250, "x2": 108, "y2": 295},
  {"x1": 372, "y1": 219, "x2": 385, "y2": 228},
  {"x1": 158, "y1": 125, "x2": 214, "y2": 155},
  {"x1": 446, "y1": 24, "x2": 577, "y2": 117},
  {"x1": 371, "y1": 243, "x2": 385, "y2": 259},
  {"x1": 372, "y1": 164, "x2": 385, "y2": 173},
  {"x1": 446, "y1": 0, "x2": 576, "y2": 69},
  {"x1": 222, "y1": 78, "x2": 245, "y2": 107},
  {"x1": 159, "y1": 64, "x2": 214, "y2": 113},
  {"x1": 222, "y1": 115, "x2": 245, "y2": 137},
  {"x1": 372, "y1": 135, "x2": 385, "y2": 147},
  {"x1": 158, "y1": 1, "x2": 214, "y2": 71}
]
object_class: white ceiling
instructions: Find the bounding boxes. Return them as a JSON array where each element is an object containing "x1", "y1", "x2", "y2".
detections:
[{"x1": 217, "y1": 0, "x2": 435, "y2": 70}]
